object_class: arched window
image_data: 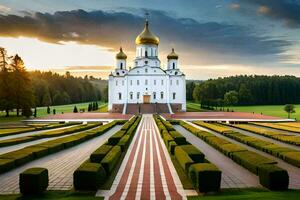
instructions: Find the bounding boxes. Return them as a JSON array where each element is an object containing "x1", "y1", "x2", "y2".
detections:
[
  {"x1": 145, "y1": 50, "x2": 148, "y2": 57},
  {"x1": 170, "y1": 80, "x2": 172, "y2": 85},
  {"x1": 173, "y1": 63, "x2": 175, "y2": 69},
  {"x1": 118, "y1": 92, "x2": 122, "y2": 100},
  {"x1": 137, "y1": 92, "x2": 140, "y2": 99},
  {"x1": 137, "y1": 80, "x2": 140, "y2": 85},
  {"x1": 153, "y1": 92, "x2": 156, "y2": 99},
  {"x1": 116, "y1": 80, "x2": 118, "y2": 86},
  {"x1": 176, "y1": 80, "x2": 179, "y2": 85},
  {"x1": 160, "y1": 92, "x2": 164, "y2": 99},
  {"x1": 130, "y1": 92, "x2": 133, "y2": 100},
  {"x1": 145, "y1": 68, "x2": 148, "y2": 73},
  {"x1": 130, "y1": 80, "x2": 133, "y2": 85},
  {"x1": 154, "y1": 80, "x2": 156, "y2": 85},
  {"x1": 120, "y1": 62, "x2": 123, "y2": 69},
  {"x1": 145, "y1": 79, "x2": 148, "y2": 85},
  {"x1": 173, "y1": 92, "x2": 176, "y2": 100}
]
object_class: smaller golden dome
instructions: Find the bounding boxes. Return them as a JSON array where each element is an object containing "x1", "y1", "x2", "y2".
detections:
[
  {"x1": 167, "y1": 48, "x2": 178, "y2": 59},
  {"x1": 116, "y1": 47, "x2": 127, "y2": 59},
  {"x1": 135, "y1": 21, "x2": 159, "y2": 45}
]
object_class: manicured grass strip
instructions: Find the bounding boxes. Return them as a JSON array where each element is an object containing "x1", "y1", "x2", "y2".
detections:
[
  {"x1": 233, "y1": 124, "x2": 300, "y2": 146},
  {"x1": 74, "y1": 115, "x2": 141, "y2": 191},
  {"x1": 252, "y1": 122, "x2": 300, "y2": 133},
  {"x1": 181, "y1": 121, "x2": 289, "y2": 190},
  {"x1": 0, "y1": 123, "x2": 101, "y2": 147},
  {"x1": 0, "y1": 123, "x2": 76, "y2": 138},
  {"x1": 0, "y1": 120, "x2": 125, "y2": 174},
  {"x1": 154, "y1": 115, "x2": 221, "y2": 193}
]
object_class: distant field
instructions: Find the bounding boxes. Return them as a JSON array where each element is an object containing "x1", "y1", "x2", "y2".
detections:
[
  {"x1": 186, "y1": 102, "x2": 300, "y2": 120},
  {"x1": 0, "y1": 101, "x2": 104, "y2": 123}
]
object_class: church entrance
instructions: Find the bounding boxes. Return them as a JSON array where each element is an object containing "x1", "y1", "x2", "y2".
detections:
[{"x1": 143, "y1": 95, "x2": 151, "y2": 104}]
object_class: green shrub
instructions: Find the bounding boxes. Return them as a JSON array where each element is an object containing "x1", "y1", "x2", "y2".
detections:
[
  {"x1": 189, "y1": 163, "x2": 221, "y2": 193},
  {"x1": 118, "y1": 135, "x2": 131, "y2": 151},
  {"x1": 108, "y1": 130, "x2": 126, "y2": 145},
  {"x1": 20, "y1": 168, "x2": 48, "y2": 195},
  {"x1": 0, "y1": 150, "x2": 34, "y2": 166},
  {"x1": 22, "y1": 146, "x2": 49, "y2": 158},
  {"x1": 258, "y1": 164, "x2": 289, "y2": 190},
  {"x1": 0, "y1": 136, "x2": 36, "y2": 147},
  {"x1": 0, "y1": 158, "x2": 15, "y2": 174},
  {"x1": 36, "y1": 142, "x2": 64, "y2": 153},
  {"x1": 281, "y1": 152, "x2": 300, "y2": 167},
  {"x1": 206, "y1": 137, "x2": 230, "y2": 149},
  {"x1": 168, "y1": 141, "x2": 178, "y2": 155},
  {"x1": 73, "y1": 162, "x2": 106, "y2": 190},
  {"x1": 180, "y1": 145, "x2": 205, "y2": 163},
  {"x1": 90, "y1": 145, "x2": 113, "y2": 163},
  {"x1": 219, "y1": 143, "x2": 247, "y2": 157},
  {"x1": 174, "y1": 146, "x2": 194, "y2": 173},
  {"x1": 101, "y1": 146, "x2": 122, "y2": 174},
  {"x1": 169, "y1": 131, "x2": 187, "y2": 145},
  {"x1": 162, "y1": 132, "x2": 174, "y2": 147},
  {"x1": 232, "y1": 151, "x2": 276, "y2": 174}
]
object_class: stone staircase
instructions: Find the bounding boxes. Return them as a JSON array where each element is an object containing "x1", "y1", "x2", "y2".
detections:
[{"x1": 125, "y1": 103, "x2": 170, "y2": 114}]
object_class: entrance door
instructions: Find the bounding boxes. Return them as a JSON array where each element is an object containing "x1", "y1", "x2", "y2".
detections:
[{"x1": 143, "y1": 95, "x2": 151, "y2": 104}]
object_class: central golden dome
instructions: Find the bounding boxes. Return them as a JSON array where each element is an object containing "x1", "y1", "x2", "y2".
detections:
[{"x1": 135, "y1": 21, "x2": 159, "y2": 45}]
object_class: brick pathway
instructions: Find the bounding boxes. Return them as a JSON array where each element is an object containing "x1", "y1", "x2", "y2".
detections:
[
  {"x1": 174, "y1": 124, "x2": 260, "y2": 188},
  {"x1": 0, "y1": 125, "x2": 122, "y2": 194},
  {"x1": 194, "y1": 123, "x2": 300, "y2": 189},
  {"x1": 103, "y1": 115, "x2": 186, "y2": 200}
]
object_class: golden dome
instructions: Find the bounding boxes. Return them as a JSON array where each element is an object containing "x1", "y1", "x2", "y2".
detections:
[
  {"x1": 167, "y1": 48, "x2": 178, "y2": 59},
  {"x1": 135, "y1": 21, "x2": 159, "y2": 45},
  {"x1": 116, "y1": 47, "x2": 127, "y2": 59}
]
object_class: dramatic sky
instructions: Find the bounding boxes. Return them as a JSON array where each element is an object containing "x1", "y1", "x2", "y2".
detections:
[{"x1": 0, "y1": 0, "x2": 300, "y2": 79}]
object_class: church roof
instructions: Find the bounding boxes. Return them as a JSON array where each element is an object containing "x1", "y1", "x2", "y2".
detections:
[
  {"x1": 135, "y1": 21, "x2": 159, "y2": 45},
  {"x1": 167, "y1": 48, "x2": 178, "y2": 59},
  {"x1": 116, "y1": 47, "x2": 127, "y2": 59}
]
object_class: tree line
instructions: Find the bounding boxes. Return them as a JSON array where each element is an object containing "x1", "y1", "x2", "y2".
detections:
[
  {"x1": 189, "y1": 75, "x2": 300, "y2": 108},
  {"x1": 0, "y1": 47, "x2": 107, "y2": 117}
]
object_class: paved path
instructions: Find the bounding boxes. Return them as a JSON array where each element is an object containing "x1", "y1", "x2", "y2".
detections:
[
  {"x1": 0, "y1": 125, "x2": 122, "y2": 194},
  {"x1": 230, "y1": 126, "x2": 300, "y2": 151},
  {"x1": 193, "y1": 123, "x2": 300, "y2": 189},
  {"x1": 0, "y1": 125, "x2": 101, "y2": 154},
  {"x1": 0, "y1": 125, "x2": 78, "y2": 141},
  {"x1": 174, "y1": 124, "x2": 260, "y2": 188},
  {"x1": 103, "y1": 115, "x2": 186, "y2": 200}
]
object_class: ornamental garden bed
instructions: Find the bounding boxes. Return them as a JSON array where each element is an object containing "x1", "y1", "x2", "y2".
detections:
[
  {"x1": 73, "y1": 115, "x2": 141, "y2": 191},
  {"x1": 0, "y1": 120, "x2": 125, "y2": 174},
  {"x1": 154, "y1": 115, "x2": 221, "y2": 193},
  {"x1": 179, "y1": 120, "x2": 289, "y2": 190}
]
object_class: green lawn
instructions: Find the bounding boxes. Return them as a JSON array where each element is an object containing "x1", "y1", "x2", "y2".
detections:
[
  {"x1": 188, "y1": 188, "x2": 300, "y2": 200},
  {"x1": 187, "y1": 102, "x2": 208, "y2": 112},
  {"x1": 186, "y1": 102, "x2": 300, "y2": 120},
  {"x1": 0, "y1": 101, "x2": 105, "y2": 123}
]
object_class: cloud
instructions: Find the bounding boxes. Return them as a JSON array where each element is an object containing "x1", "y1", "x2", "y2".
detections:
[
  {"x1": 0, "y1": 4, "x2": 10, "y2": 13},
  {"x1": 0, "y1": 9, "x2": 291, "y2": 65},
  {"x1": 244, "y1": 0, "x2": 300, "y2": 28}
]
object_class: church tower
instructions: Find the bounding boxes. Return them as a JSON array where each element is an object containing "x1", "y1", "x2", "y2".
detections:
[
  {"x1": 116, "y1": 47, "x2": 127, "y2": 70},
  {"x1": 134, "y1": 20, "x2": 160, "y2": 68},
  {"x1": 167, "y1": 48, "x2": 179, "y2": 70}
]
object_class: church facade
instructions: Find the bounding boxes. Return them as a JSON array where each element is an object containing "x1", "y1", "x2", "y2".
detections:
[{"x1": 108, "y1": 20, "x2": 186, "y2": 113}]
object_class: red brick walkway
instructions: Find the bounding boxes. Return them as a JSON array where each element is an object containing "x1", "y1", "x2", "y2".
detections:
[{"x1": 107, "y1": 115, "x2": 185, "y2": 200}]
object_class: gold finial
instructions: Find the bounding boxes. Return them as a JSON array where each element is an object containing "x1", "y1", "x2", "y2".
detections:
[
  {"x1": 135, "y1": 12, "x2": 159, "y2": 45},
  {"x1": 116, "y1": 47, "x2": 127, "y2": 59},
  {"x1": 167, "y1": 48, "x2": 178, "y2": 59}
]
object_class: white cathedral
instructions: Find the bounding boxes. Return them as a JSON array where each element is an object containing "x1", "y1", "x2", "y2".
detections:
[{"x1": 108, "y1": 20, "x2": 186, "y2": 114}]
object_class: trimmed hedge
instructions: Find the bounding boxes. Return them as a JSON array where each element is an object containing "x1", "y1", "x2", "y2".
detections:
[
  {"x1": 73, "y1": 162, "x2": 106, "y2": 190},
  {"x1": 108, "y1": 130, "x2": 126, "y2": 145},
  {"x1": 101, "y1": 145, "x2": 122, "y2": 174},
  {"x1": 20, "y1": 167, "x2": 48, "y2": 195},
  {"x1": 90, "y1": 145, "x2": 113, "y2": 163},
  {"x1": 180, "y1": 145, "x2": 205, "y2": 163},
  {"x1": 162, "y1": 132, "x2": 174, "y2": 147},
  {"x1": 117, "y1": 135, "x2": 131, "y2": 152},
  {"x1": 168, "y1": 141, "x2": 178, "y2": 155},
  {"x1": 0, "y1": 123, "x2": 101, "y2": 148},
  {"x1": 174, "y1": 146, "x2": 194, "y2": 173},
  {"x1": 169, "y1": 131, "x2": 187, "y2": 145},
  {"x1": 0, "y1": 158, "x2": 14, "y2": 173},
  {"x1": 258, "y1": 164, "x2": 289, "y2": 190},
  {"x1": 189, "y1": 163, "x2": 221, "y2": 193}
]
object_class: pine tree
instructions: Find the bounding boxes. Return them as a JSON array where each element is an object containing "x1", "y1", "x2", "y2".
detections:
[
  {"x1": 88, "y1": 103, "x2": 92, "y2": 112},
  {"x1": 10, "y1": 54, "x2": 34, "y2": 116},
  {"x1": 33, "y1": 107, "x2": 37, "y2": 117},
  {"x1": 47, "y1": 106, "x2": 51, "y2": 114},
  {"x1": 73, "y1": 106, "x2": 78, "y2": 113},
  {"x1": 0, "y1": 47, "x2": 14, "y2": 117},
  {"x1": 22, "y1": 104, "x2": 32, "y2": 118}
]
